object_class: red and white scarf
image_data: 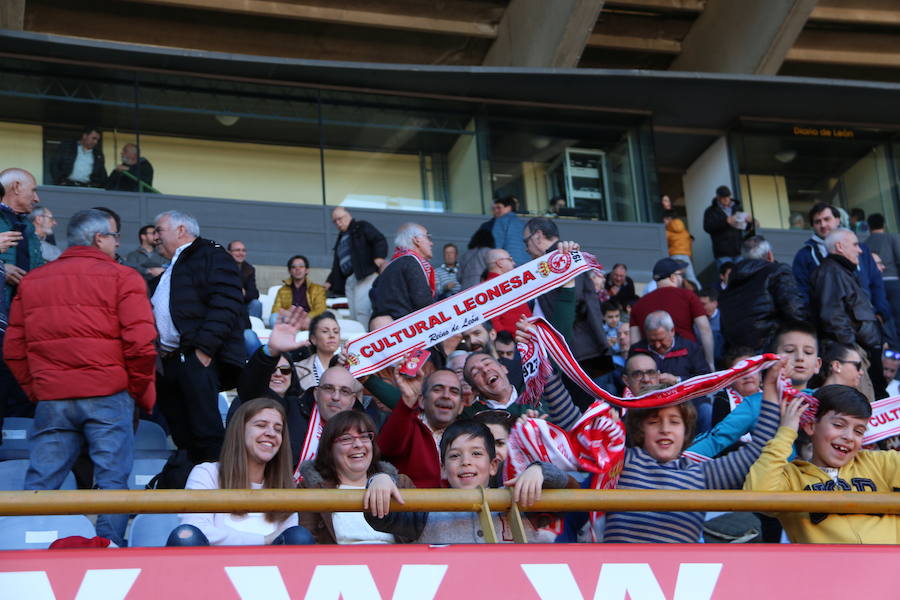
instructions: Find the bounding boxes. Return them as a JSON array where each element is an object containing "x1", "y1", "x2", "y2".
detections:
[
  {"x1": 292, "y1": 403, "x2": 324, "y2": 484},
  {"x1": 391, "y1": 247, "x2": 435, "y2": 296},
  {"x1": 518, "y1": 316, "x2": 781, "y2": 409},
  {"x1": 505, "y1": 400, "x2": 626, "y2": 539}
]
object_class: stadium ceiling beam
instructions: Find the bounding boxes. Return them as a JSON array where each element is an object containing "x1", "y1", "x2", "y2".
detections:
[
  {"x1": 1, "y1": 0, "x2": 25, "y2": 30},
  {"x1": 482, "y1": 0, "x2": 605, "y2": 67},
  {"x1": 607, "y1": 0, "x2": 899, "y2": 25},
  {"x1": 120, "y1": 0, "x2": 498, "y2": 38},
  {"x1": 669, "y1": 0, "x2": 817, "y2": 75}
]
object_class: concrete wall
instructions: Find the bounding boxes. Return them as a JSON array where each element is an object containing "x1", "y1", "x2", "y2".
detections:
[
  {"x1": 36, "y1": 186, "x2": 667, "y2": 282},
  {"x1": 682, "y1": 137, "x2": 732, "y2": 277}
]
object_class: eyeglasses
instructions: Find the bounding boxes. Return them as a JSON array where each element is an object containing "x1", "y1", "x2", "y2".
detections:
[
  {"x1": 836, "y1": 359, "x2": 863, "y2": 371},
  {"x1": 416, "y1": 233, "x2": 433, "y2": 242},
  {"x1": 522, "y1": 231, "x2": 538, "y2": 245},
  {"x1": 334, "y1": 432, "x2": 375, "y2": 446},
  {"x1": 885, "y1": 350, "x2": 900, "y2": 360},
  {"x1": 275, "y1": 366, "x2": 292, "y2": 376},
  {"x1": 626, "y1": 369, "x2": 660, "y2": 379},
  {"x1": 317, "y1": 383, "x2": 357, "y2": 399},
  {"x1": 99, "y1": 232, "x2": 121, "y2": 239}
]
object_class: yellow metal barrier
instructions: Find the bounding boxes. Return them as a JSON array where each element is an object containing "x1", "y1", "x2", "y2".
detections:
[{"x1": 1, "y1": 488, "x2": 899, "y2": 516}]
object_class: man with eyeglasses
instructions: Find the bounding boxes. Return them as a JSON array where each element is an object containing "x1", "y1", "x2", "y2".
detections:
[
  {"x1": 234, "y1": 307, "x2": 363, "y2": 466},
  {"x1": 370, "y1": 222, "x2": 436, "y2": 320},
  {"x1": 29, "y1": 207, "x2": 61, "y2": 262},
  {"x1": 621, "y1": 354, "x2": 662, "y2": 396},
  {"x1": 630, "y1": 257, "x2": 715, "y2": 371},
  {"x1": 325, "y1": 207, "x2": 387, "y2": 325},
  {"x1": 484, "y1": 248, "x2": 531, "y2": 337},
  {"x1": 5, "y1": 209, "x2": 156, "y2": 547},
  {"x1": 150, "y1": 210, "x2": 246, "y2": 464}
]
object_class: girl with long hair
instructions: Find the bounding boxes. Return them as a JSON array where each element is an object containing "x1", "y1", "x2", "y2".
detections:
[{"x1": 167, "y1": 397, "x2": 314, "y2": 546}]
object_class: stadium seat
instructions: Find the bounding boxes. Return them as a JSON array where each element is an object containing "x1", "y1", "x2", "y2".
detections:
[
  {"x1": 0, "y1": 515, "x2": 96, "y2": 550},
  {"x1": 128, "y1": 458, "x2": 168, "y2": 490},
  {"x1": 0, "y1": 417, "x2": 33, "y2": 460},
  {"x1": 129, "y1": 513, "x2": 181, "y2": 547},
  {"x1": 248, "y1": 315, "x2": 267, "y2": 332},
  {"x1": 135, "y1": 420, "x2": 173, "y2": 459},
  {"x1": 259, "y1": 293, "x2": 275, "y2": 320},
  {"x1": 0, "y1": 460, "x2": 77, "y2": 491},
  {"x1": 337, "y1": 318, "x2": 366, "y2": 340}
]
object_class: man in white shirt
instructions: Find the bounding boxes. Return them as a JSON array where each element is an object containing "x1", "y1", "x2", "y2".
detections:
[
  {"x1": 150, "y1": 210, "x2": 245, "y2": 464},
  {"x1": 50, "y1": 126, "x2": 108, "y2": 188}
]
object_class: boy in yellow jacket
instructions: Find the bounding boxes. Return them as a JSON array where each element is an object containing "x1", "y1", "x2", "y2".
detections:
[{"x1": 744, "y1": 381, "x2": 900, "y2": 544}]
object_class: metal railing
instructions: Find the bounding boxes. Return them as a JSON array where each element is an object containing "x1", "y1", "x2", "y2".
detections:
[{"x1": 2, "y1": 489, "x2": 898, "y2": 544}]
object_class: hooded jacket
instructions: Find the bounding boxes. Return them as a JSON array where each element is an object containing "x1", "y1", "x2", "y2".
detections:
[
  {"x1": 719, "y1": 258, "x2": 808, "y2": 352},
  {"x1": 809, "y1": 254, "x2": 882, "y2": 350},
  {"x1": 744, "y1": 426, "x2": 900, "y2": 544}
]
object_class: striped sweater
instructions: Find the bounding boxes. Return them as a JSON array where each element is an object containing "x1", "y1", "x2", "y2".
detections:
[{"x1": 602, "y1": 397, "x2": 780, "y2": 543}]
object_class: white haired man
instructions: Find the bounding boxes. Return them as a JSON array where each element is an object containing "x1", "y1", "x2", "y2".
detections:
[
  {"x1": 325, "y1": 207, "x2": 387, "y2": 324},
  {"x1": 150, "y1": 210, "x2": 246, "y2": 464},
  {"x1": 370, "y1": 222, "x2": 435, "y2": 319}
]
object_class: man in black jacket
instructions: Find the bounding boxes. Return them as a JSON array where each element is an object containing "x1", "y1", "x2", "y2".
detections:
[
  {"x1": 811, "y1": 228, "x2": 887, "y2": 398},
  {"x1": 150, "y1": 210, "x2": 246, "y2": 463},
  {"x1": 106, "y1": 143, "x2": 154, "y2": 192},
  {"x1": 703, "y1": 185, "x2": 752, "y2": 267},
  {"x1": 326, "y1": 207, "x2": 388, "y2": 325},
  {"x1": 720, "y1": 235, "x2": 808, "y2": 353},
  {"x1": 370, "y1": 222, "x2": 435, "y2": 319},
  {"x1": 49, "y1": 126, "x2": 108, "y2": 188}
]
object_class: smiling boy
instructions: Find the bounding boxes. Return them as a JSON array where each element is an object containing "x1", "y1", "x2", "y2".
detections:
[{"x1": 744, "y1": 384, "x2": 900, "y2": 544}]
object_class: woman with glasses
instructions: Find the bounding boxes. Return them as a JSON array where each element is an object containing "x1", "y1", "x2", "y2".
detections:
[
  {"x1": 167, "y1": 397, "x2": 315, "y2": 546},
  {"x1": 821, "y1": 342, "x2": 866, "y2": 393},
  {"x1": 297, "y1": 410, "x2": 413, "y2": 544},
  {"x1": 295, "y1": 311, "x2": 342, "y2": 393},
  {"x1": 236, "y1": 306, "x2": 335, "y2": 465}
]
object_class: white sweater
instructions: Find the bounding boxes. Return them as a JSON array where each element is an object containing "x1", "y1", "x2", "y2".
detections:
[{"x1": 179, "y1": 462, "x2": 298, "y2": 546}]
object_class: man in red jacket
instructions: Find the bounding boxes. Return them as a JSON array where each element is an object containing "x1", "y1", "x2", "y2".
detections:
[
  {"x1": 4, "y1": 209, "x2": 157, "y2": 547},
  {"x1": 377, "y1": 369, "x2": 463, "y2": 488}
]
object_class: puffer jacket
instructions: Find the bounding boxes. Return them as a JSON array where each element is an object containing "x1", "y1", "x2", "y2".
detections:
[
  {"x1": 3, "y1": 245, "x2": 157, "y2": 409},
  {"x1": 810, "y1": 254, "x2": 882, "y2": 350},
  {"x1": 149, "y1": 237, "x2": 246, "y2": 388},
  {"x1": 719, "y1": 259, "x2": 809, "y2": 352}
]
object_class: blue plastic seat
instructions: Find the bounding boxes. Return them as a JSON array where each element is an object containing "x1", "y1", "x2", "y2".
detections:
[
  {"x1": 135, "y1": 420, "x2": 174, "y2": 459},
  {"x1": 129, "y1": 513, "x2": 181, "y2": 547},
  {"x1": 0, "y1": 515, "x2": 96, "y2": 549},
  {"x1": 0, "y1": 459, "x2": 77, "y2": 491},
  {"x1": 0, "y1": 417, "x2": 33, "y2": 460},
  {"x1": 127, "y1": 458, "x2": 168, "y2": 490}
]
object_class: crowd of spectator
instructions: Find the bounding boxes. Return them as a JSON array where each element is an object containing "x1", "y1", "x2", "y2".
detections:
[{"x1": 1, "y1": 170, "x2": 899, "y2": 549}]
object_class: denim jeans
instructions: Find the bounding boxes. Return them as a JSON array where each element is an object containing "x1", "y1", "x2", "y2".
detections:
[
  {"x1": 25, "y1": 390, "x2": 134, "y2": 546},
  {"x1": 247, "y1": 299, "x2": 263, "y2": 320},
  {"x1": 243, "y1": 329, "x2": 262, "y2": 357},
  {"x1": 166, "y1": 523, "x2": 314, "y2": 546}
]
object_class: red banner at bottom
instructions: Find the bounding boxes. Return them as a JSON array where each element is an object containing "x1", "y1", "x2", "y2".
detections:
[{"x1": 1, "y1": 543, "x2": 897, "y2": 599}]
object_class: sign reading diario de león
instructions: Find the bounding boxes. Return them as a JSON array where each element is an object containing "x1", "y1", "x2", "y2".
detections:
[{"x1": 1, "y1": 543, "x2": 898, "y2": 599}]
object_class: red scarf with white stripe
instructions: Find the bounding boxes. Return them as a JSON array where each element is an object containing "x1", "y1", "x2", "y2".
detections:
[
  {"x1": 293, "y1": 403, "x2": 323, "y2": 484},
  {"x1": 518, "y1": 316, "x2": 781, "y2": 409},
  {"x1": 391, "y1": 248, "x2": 435, "y2": 296}
]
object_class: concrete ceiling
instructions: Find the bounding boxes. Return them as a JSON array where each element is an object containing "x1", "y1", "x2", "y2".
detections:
[{"x1": 3, "y1": 0, "x2": 899, "y2": 82}]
